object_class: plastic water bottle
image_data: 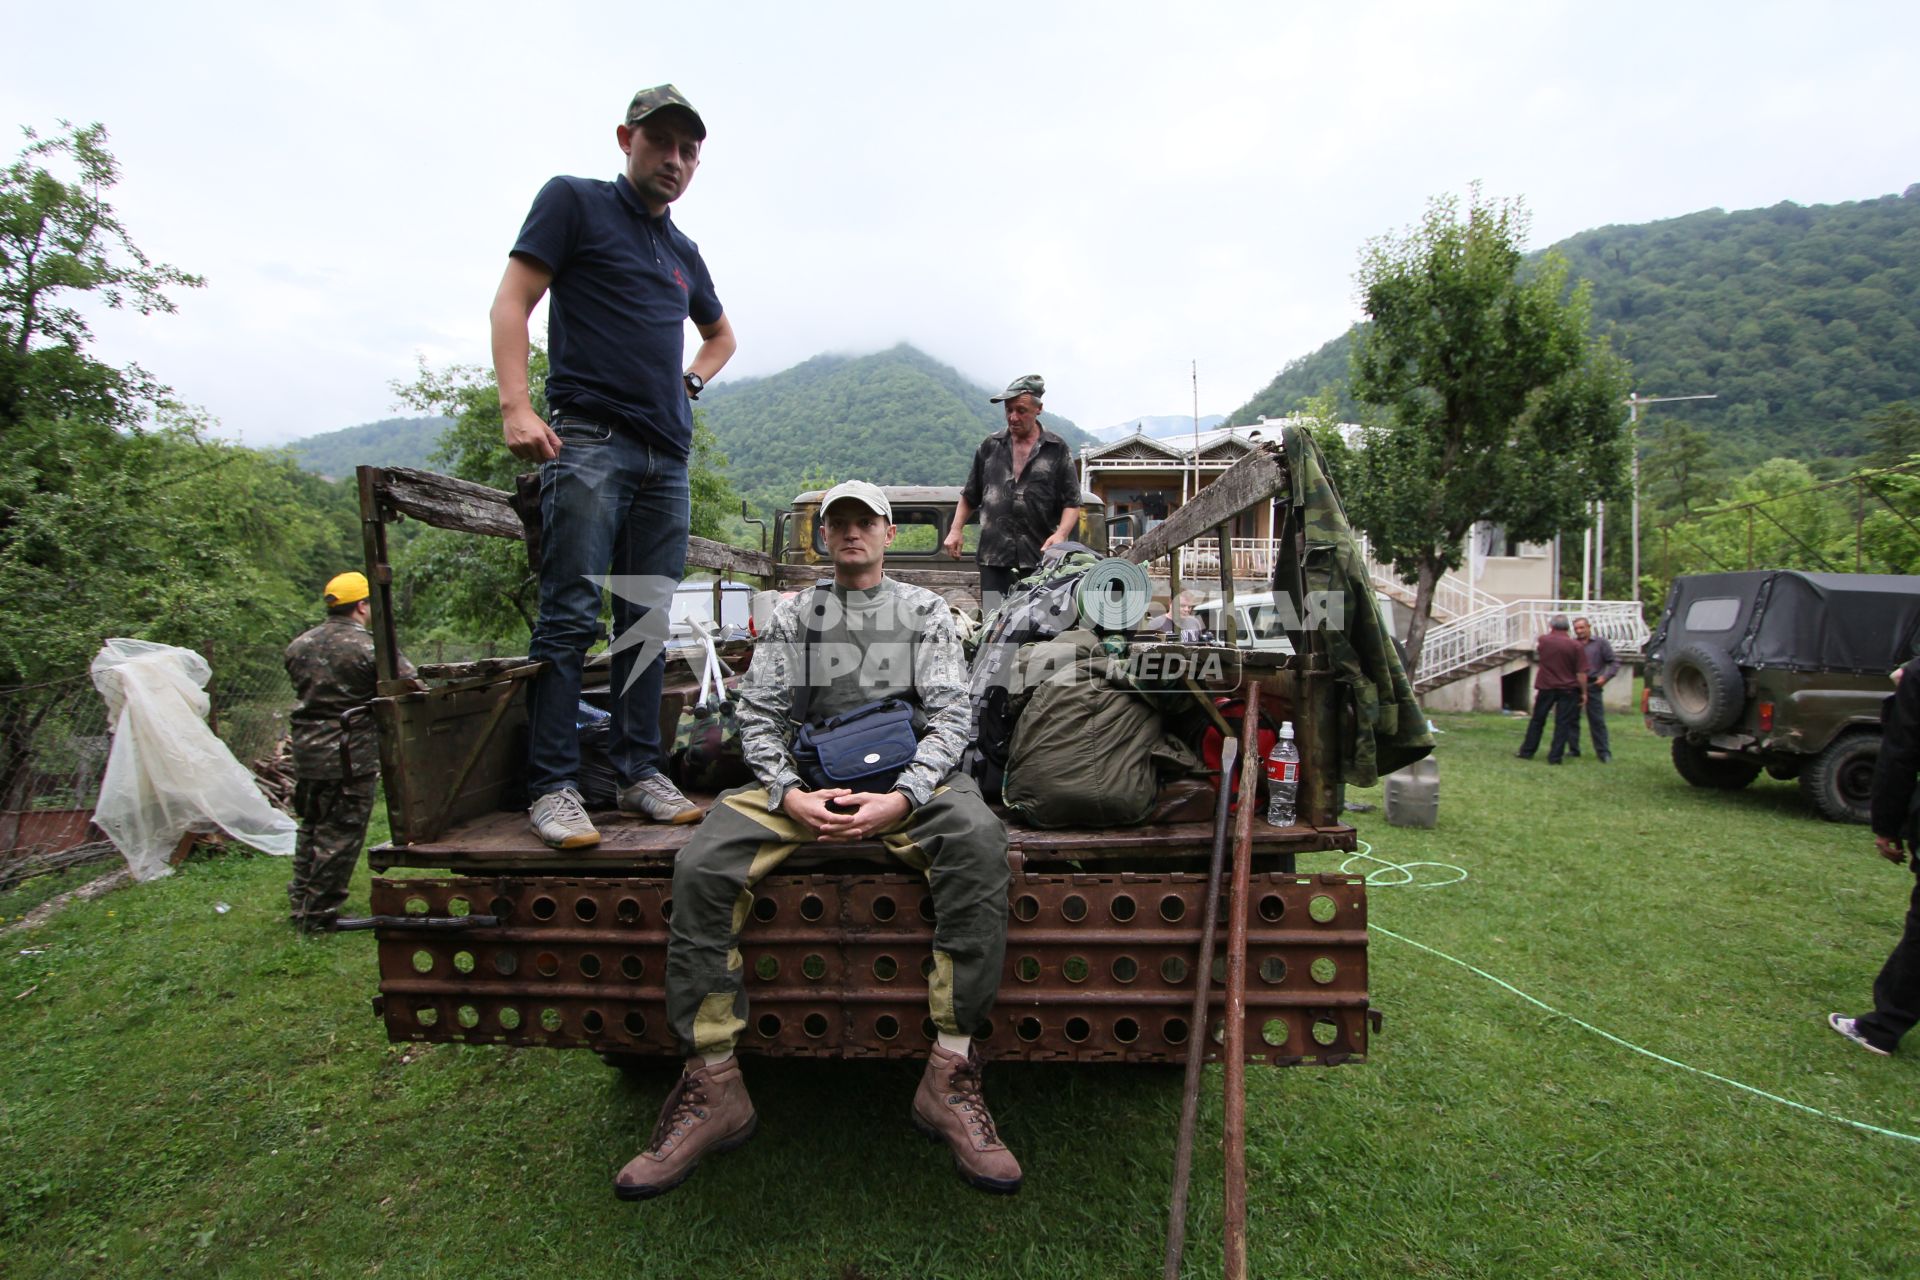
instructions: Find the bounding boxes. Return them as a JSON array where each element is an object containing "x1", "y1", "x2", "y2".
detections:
[{"x1": 1266, "y1": 721, "x2": 1300, "y2": 827}]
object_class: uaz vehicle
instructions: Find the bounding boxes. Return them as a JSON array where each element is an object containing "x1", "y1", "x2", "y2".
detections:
[{"x1": 1642, "y1": 570, "x2": 1920, "y2": 822}]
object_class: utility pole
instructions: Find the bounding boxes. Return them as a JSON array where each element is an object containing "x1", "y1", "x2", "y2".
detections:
[{"x1": 1626, "y1": 392, "x2": 1717, "y2": 603}]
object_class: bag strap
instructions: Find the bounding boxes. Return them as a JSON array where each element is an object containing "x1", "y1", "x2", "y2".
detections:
[{"x1": 790, "y1": 580, "x2": 833, "y2": 727}]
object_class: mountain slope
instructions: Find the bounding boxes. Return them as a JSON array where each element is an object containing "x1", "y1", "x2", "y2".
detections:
[
  {"x1": 285, "y1": 416, "x2": 451, "y2": 478},
  {"x1": 1234, "y1": 188, "x2": 1920, "y2": 461}
]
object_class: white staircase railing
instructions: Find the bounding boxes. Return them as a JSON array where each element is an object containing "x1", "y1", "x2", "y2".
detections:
[
  {"x1": 1415, "y1": 598, "x2": 1649, "y2": 690},
  {"x1": 1354, "y1": 534, "x2": 1503, "y2": 621}
]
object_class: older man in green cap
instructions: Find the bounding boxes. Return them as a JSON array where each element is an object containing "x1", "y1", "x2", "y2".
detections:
[{"x1": 943, "y1": 373, "x2": 1081, "y2": 608}]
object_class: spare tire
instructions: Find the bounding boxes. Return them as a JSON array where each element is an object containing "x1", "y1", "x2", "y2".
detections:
[{"x1": 1666, "y1": 641, "x2": 1744, "y2": 732}]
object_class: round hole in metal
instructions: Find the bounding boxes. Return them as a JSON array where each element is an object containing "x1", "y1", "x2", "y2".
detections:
[
  {"x1": 875, "y1": 1014, "x2": 900, "y2": 1040},
  {"x1": 1062, "y1": 895, "x2": 1088, "y2": 922},
  {"x1": 873, "y1": 955, "x2": 899, "y2": 981},
  {"x1": 574, "y1": 897, "x2": 598, "y2": 922},
  {"x1": 489, "y1": 897, "x2": 514, "y2": 922},
  {"x1": 1312, "y1": 1016, "x2": 1339, "y2": 1047},
  {"x1": 579, "y1": 953, "x2": 602, "y2": 979},
  {"x1": 411, "y1": 950, "x2": 435, "y2": 974},
  {"x1": 1309, "y1": 894, "x2": 1338, "y2": 924},
  {"x1": 757, "y1": 1013, "x2": 782, "y2": 1038},
  {"x1": 920, "y1": 955, "x2": 936, "y2": 979},
  {"x1": 457, "y1": 1005, "x2": 479, "y2": 1028},
  {"x1": 800, "y1": 894, "x2": 825, "y2": 921},
  {"x1": 534, "y1": 952, "x2": 559, "y2": 978},
  {"x1": 1258, "y1": 957, "x2": 1287, "y2": 985},
  {"x1": 922, "y1": 1018, "x2": 938, "y2": 1041},
  {"x1": 498, "y1": 1006, "x2": 522, "y2": 1031},
  {"x1": 754, "y1": 955, "x2": 780, "y2": 981},
  {"x1": 1012, "y1": 895, "x2": 1040, "y2": 922},
  {"x1": 447, "y1": 896, "x2": 471, "y2": 917},
  {"x1": 539, "y1": 1008, "x2": 562, "y2": 1032},
  {"x1": 1063, "y1": 956, "x2": 1089, "y2": 984},
  {"x1": 802, "y1": 954, "x2": 827, "y2": 980},
  {"x1": 1111, "y1": 955, "x2": 1139, "y2": 983},
  {"x1": 1163, "y1": 1017, "x2": 1189, "y2": 1044},
  {"x1": 802, "y1": 1012, "x2": 829, "y2": 1039},
  {"x1": 918, "y1": 896, "x2": 937, "y2": 922},
  {"x1": 1310, "y1": 957, "x2": 1337, "y2": 985},
  {"x1": 531, "y1": 897, "x2": 557, "y2": 922},
  {"x1": 414, "y1": 1006, "x2": 438, "y2": 1027},
  {"x1": 616, "y1": 897, "x2": 642, "y2": 924},
  {"x1": 582, "y1": 1009, "x2": 604, "y2": 1034},
  {"x1": 623, "y1": 1011, "x2": 645, "y2": 1037},
  {"x1": 1159, "y1": 895, "x2": 1186, "y2": 922},
  {"x1": 453, "y1": 950, "x2": 476, "y2": 974},
  {"x1": 1114, "y1": 1017, "x2": 1141, "y2": 1043},
  {"x1": 661, "y1": 898, "x2": 674, "y2": 922},
  {"x1": 1016, "y1": 1017, "x2": 1043, "y2": 1041},
  {"x1": 871, "y1": 895, "x2": 896, "y2": 922},
  {"x1": 1161, "y1": 956, "x2": 1189, "y2": 984},
  {"x1": 404, "y1": 897, "x2": 430, "y2": 917},
  {"x1": 1015, "y1": 956, "x2": 1041, "y2": 983},
  {"x1": 1211, "y1": 1019, "x2": 1226, "y2": 1045},
  {"x1": 1262, "y1": 1018, "x2": 1289, "y2": 1047},
  {"x1": 621, "y1": 955, "x2": 644, "y2": 981},
  {"x1": 1110, "y1": 894, "x2": 1137, "y2": 922},
  {"x1": 752, "y1": 897, "x2": 777, "y2": 923},
  {"x1": 1258, "y1": 894, "x2": 1285, "y2": 922},
  {"x1": 492, "y1": 951, "x2": 519, "y2": 977},
  {"x1": 1211, "y1": 956, "x2": 1227, "y2": 984},
  {"x1": 1065, "y1": 1017, "x2": 1091, "y2": 1042}
]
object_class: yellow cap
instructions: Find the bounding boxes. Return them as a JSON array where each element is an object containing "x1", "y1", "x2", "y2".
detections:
[{"x1": 323, "y1": 571, "x2": 370, "y2": 607}]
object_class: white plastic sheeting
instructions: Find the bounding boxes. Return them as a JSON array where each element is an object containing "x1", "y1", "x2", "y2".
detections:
[{"x1": 90, "y1": 639, "x2": 297, "y2": 881}]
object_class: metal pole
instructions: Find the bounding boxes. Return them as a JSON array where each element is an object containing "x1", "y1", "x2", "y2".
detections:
[
  {"x1": 1581, "y1": 511, "x2": 1592, "y2": 603},
  {"x1": 1223, "y1": 681, "x2": 1262, "y2": 1280},
  {"x1": 1595, "y1": 501, "x2": 1606, "y2": 599},
  {"x1": 1628, "y1": 399, "x2": 1641, "y2": 603}
]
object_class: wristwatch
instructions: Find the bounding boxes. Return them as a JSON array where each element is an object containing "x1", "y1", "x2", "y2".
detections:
[{"x1": 683, "y1": 371, "x2": 705, "y2": 400}]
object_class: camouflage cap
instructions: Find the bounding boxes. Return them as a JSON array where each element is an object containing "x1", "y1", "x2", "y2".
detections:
[
  {"x1": 624, "y1": 84, "x2": 706, "y2": 140},
  {"x1": 819, "y1": 480, "x2": 892, "y2": 522},
  {"x1": 990, "y1": 374, "x2": 1045, "y2": 404}
]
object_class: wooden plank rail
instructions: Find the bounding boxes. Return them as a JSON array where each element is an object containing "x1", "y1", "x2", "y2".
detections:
[{"x1": 368, "y1": 465, "x2": 776, "y2": 579}]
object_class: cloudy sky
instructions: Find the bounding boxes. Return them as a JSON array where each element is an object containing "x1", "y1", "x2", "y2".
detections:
[{"x1": 7, "y1": 1, "x2": 1917, "y2": 447}]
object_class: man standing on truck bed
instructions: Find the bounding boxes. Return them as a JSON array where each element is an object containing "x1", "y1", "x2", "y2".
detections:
[
  {"x1": 943, "y1": 373, "x2": 1080, "y2": 608},
  {"x1": 283, "y1": 572, "x2": 416, "y2": 932},
  {"x1": 491, "y1": 84, "x2": 737, "y2": 849},
  {"x1": 617, "y1": 479, "x2": 1021, "y2": 1201}
]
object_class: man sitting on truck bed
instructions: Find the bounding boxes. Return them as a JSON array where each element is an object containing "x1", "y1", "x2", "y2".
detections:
[{"x1": 616, "y1": 479, "x2": 1021, "y2": 1201}]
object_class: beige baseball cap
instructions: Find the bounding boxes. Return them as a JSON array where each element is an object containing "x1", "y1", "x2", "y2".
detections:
[{"x1": 819, "y1": 480, "x2": 892, "y2": 522}]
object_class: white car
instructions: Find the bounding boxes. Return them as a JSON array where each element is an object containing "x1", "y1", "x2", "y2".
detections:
[{"x1": 1190, "y1": 590, "x2": 1403, "y2": 654}]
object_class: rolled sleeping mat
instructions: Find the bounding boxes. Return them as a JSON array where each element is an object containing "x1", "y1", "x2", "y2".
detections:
[{"x1": 1075, "y1": 557, "x2": 1153, "y2": 632}]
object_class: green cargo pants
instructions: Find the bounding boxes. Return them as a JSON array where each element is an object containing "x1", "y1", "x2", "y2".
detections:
[
  {"x1": 288, "y1": 774, "x2": 377, "y2": 929},
  {"x1": 666, "y1": 774, "x2": 1010, "y2": 1058}
]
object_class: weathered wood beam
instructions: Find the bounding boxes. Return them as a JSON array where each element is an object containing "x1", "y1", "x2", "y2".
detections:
[{"x1": 1122, "y1": 443, "x2": 1289, "y2": 566}]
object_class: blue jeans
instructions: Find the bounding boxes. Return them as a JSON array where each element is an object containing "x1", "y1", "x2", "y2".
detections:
[{"x1": 525, "y1": 418, "x2": 689, "y2": 798}]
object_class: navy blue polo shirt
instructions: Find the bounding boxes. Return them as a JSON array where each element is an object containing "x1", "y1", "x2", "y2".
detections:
[{"x1": 511, "y1": 174, "x2": 723, "y2": 459}]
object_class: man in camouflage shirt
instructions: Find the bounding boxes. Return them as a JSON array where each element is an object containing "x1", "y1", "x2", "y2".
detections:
[
  {"x1": 944, "y1": 373, "x2": 1081, "y2": 608},
  {"x1": 282, "y1": 572, "x2": 415, "y2": 932},
  {"x1": 617, "y1": 481, "x2": 1021, "y2": 1202}
]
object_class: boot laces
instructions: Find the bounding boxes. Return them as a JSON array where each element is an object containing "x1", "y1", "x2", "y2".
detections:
[
  {"x1": 648, "y1": 1072, "x2": 710, "y2": 1152},
  {"x1": 946, "y1": 1055, "x2": 1001, "y2": 1146}
]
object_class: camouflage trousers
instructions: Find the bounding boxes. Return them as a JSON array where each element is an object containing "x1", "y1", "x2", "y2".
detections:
[
  {"x1": 666, "y1": 774, "x2": 1010, "y2": 1058},
  {"x1": 288, "y1": 774, "x2": 377, "y2": 929}
]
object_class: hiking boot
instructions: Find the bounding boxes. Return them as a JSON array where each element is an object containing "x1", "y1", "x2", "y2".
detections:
[
  {"x1": 614, "y1": 1057, "x2": 757, "y2": 1200},
  {"x1": 529, "y1": 786, "x2": 601, "y2": 849},
  {"x1": 619, "y1": 772, "x2": 703, "y2": 825},
  {"x1": 911, "y1": 1042, "x2": 1022, "y2": 1194},
  {"x1": 1827, "y1": 1012, "x2": 1892, "y2": 1057}
]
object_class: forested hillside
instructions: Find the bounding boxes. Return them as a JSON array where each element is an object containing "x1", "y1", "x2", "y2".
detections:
[
  {"x1": 696, "y1": 344, "x2": 1089, "y2": 509},
  {"x1": 286, "y1": 415, "x2": 451, "y2": 477},
  {"x1": 1236, "y1": 188, "x2": 1920, "y2": 465}
]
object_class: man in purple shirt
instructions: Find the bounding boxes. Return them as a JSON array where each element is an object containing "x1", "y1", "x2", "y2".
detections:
[
  {"x1": 1571, "y1": 615, "x2": 1622, "y2": 763},
  {"x1": 1514, "y1": 614, "x2": 1585, "y2": 764}
]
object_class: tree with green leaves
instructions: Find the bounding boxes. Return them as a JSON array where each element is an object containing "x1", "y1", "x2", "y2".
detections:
[{"x1": 1343, "y1": 188, "x2": 1631, "y2": 674}]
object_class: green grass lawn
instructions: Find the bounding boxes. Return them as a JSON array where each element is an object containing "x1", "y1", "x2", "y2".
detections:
[{"x1": 4, "y1": 712, "x2": 1918, "y2": 1279}]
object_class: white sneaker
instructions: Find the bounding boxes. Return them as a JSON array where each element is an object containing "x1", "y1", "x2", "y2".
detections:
[
  {"x1": 619, "y1": 773, "x2": 703, "y2": 824},
  {"x1": 529, "y1": 786, "x2": 601, "y2": 849},
  {"x1": 1827, "y1": 1012, "x2": 1892, "y2": 1056}
]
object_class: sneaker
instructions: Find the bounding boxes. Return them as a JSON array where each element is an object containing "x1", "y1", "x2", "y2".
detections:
[
  {"x1": 529, "y1": 786, "x2": 601, "y2": 849},
  {"x1": 1827, "y1": 1012, "x2": 1892, "y2": 1056},
  {"x1": 911, "y1": 1042, "x2": 1022, "y2": 1194},
  {"x1": 615, "y1": 1057, "x2": 757, "y2": 1200},
  {"x1": 619, "y1": 772, "x2": 703, "y2": 825}
]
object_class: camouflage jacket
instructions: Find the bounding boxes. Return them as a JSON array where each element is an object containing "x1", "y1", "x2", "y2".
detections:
[
  {"x1": 960, "y1": 428, "x2": 1078, "y2": 568},
  {"x1": 735, "y1": 578, "x2": 972, "y2": 811},
  {"x1": 284, "y1": 617, "x2": 415, "y2": 779}
]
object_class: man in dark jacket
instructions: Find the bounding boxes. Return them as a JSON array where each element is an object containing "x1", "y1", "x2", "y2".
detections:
[
  {"x1": 942, "y1": 374, "x2": 1080, "y2": 607},
  {"x1": 283, "y1": 572, "x2": 415, "y2": 932},
  {"x1": 1571, "y1": 615, "x2": 1623, "y2": 763},
  {"x1": 1514, "y1": 614, "x2": 1585, "y2": 764},
  {"x1": 1828, "y1": 657, "x2": 1920, "y2": 1056}
]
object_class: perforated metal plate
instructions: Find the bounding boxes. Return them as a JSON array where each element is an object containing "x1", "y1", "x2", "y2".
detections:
[{"x1": 370, "y1": 870, "x2": 1369, "y2": 1066}]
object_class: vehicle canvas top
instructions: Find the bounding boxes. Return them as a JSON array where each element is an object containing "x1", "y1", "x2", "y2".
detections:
[{"x1": 1649, "y1": 570, "x2": 1920, "y2": 675}]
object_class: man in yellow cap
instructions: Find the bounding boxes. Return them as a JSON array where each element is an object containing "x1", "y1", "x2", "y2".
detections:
[{"x1": 282, "y1": 572, "x2": 415, "y2": 932}]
